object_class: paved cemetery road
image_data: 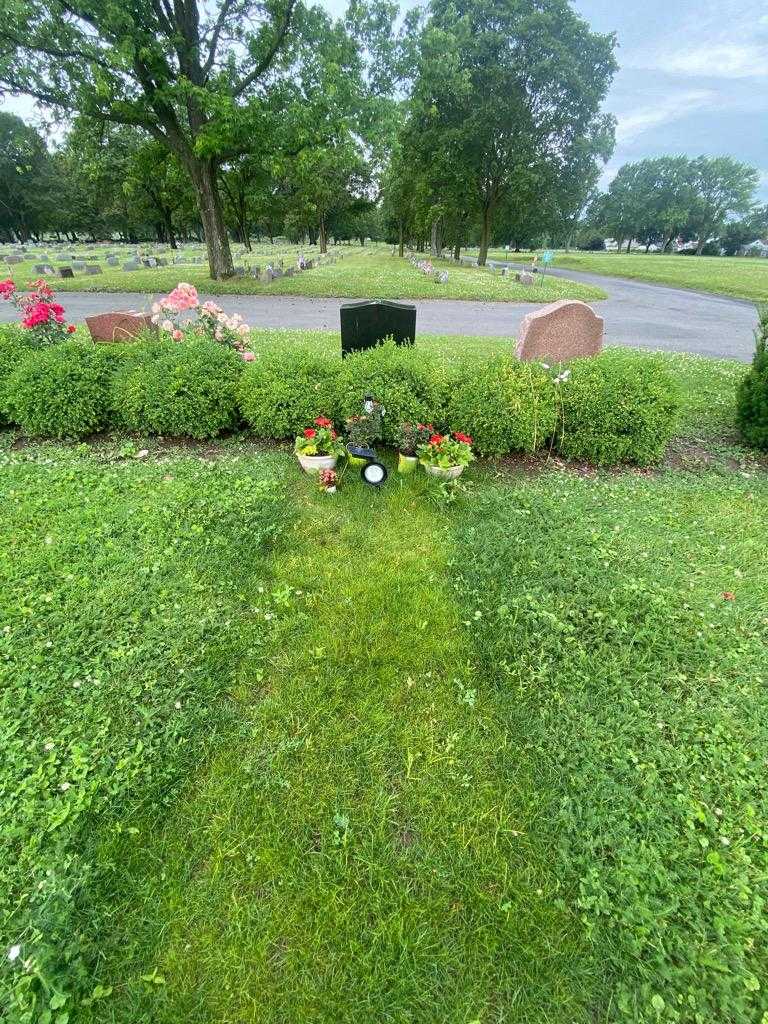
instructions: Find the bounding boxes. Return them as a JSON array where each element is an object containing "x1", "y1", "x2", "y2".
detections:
[{"x1": 0, "y1": 270, "x2": 759, "y2": 360}]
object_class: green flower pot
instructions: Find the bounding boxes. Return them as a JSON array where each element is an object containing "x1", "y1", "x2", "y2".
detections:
[{"x1": 398, "y1": 453, "x2": 418, "y2": 475}]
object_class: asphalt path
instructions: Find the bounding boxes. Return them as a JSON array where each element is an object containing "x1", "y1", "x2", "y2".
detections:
[{"x1": 1, "y1": 265, "x2": 759, "y2": 360}]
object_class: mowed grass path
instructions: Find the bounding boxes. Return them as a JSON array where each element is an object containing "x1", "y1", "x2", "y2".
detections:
[
  {"x1": 484, "y1": 249, "x2": 768, "y2": 303},
  {"x1": 4, "y1": 252, "x2": 605, "y2": 303}
]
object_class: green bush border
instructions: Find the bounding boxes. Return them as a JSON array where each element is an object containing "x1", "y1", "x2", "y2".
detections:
[{"x1": 0, "y1": 327, "x2": 683, "y2": 466}]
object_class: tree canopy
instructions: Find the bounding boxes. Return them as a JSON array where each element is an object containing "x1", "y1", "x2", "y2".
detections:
[{"x1": 0, "y1": 0, "x2": 763, "y2": 262}]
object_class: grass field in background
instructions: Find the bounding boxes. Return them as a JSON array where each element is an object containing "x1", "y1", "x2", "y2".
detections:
[
  {"x1": 1, "y1": 252, "x2": 605, "y2": 304},
  {"x1": 484, "y1": 249, "x2": 768, "y2": 303}
]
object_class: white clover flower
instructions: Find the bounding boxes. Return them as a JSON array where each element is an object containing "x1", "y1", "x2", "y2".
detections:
[
  {"x1": 59, "y1": 782, "x2": 71, "y2": 791},
  {"x1": 7, "y1": 945, "x2": 21, "y2": 962},
  {"x1": 44, "y1": 741, "x2": 54, "y2": 752},
  {"x1": 174, "y1": 700, "x2": 182, "y2": 710}
]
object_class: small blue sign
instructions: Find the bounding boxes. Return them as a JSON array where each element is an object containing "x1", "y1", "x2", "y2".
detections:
[{"x1": 541, "y1": 250, "x2": 555, "y2": 265}]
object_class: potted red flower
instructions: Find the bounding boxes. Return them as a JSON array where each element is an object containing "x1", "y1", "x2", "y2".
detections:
[
  {"x1": 295, "y1": 416, "x2": 345, "y2": 474},
  {"x1": 417, "y1": 431, "x2": 474, "y2": 480},
  {"x1": 397, "y1": 421, "x2": 432, "y2": 474}
]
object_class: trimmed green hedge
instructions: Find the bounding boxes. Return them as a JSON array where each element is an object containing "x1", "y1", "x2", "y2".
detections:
[
  {"x1": 112, "y1": 339, "x2": 243, "y2": 439},
  {"x1": 0, "y1": 326, "x2": 683, "y2": 466},
  {"x1": 447, "y1": 357, "x2": 558, "y2": 456},
  {"x1": 337, "y1": 341, "x2": 448, "y2": 444},
  {"x1": 6, "y1": 342, "x2": 111, "y2": 438},
  {"x1": 0, "y1": 328, "x2": 36, "y2": 426},
  {"x1": 555, "y1": 351, "x2": 680, "y2": 466},
  {"x1": 238, "y1": 346, "x2": 342, "y2": 438},
  {"x1": 736, "y1": 306, "x2": 768, "y2": 451}
]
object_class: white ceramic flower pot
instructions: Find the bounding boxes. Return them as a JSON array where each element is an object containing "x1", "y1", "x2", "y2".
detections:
[
  {"x1": 424, "y1": 463, "x2": 465, "y2": 480},
  {"x1": 297, "y1": 453, "x2": 337, "y2": 474}
]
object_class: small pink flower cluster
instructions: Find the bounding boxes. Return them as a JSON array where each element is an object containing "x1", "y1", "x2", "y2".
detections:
[
  {"x1": 0, "y1": 278, "x2": 75, "y2": 343},
  {"x1": 151, "y1": 283, "x2": 253, "y2": 358}
]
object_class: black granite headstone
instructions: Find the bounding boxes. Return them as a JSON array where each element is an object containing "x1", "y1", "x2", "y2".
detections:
[
  {"x1": 58, "y1": 267, "x2": 74, "y2": 279},
  {"x1": 340, "y1": 300, "x2": 416, "y2": 358}
]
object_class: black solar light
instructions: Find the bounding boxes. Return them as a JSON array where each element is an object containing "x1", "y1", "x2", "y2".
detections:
[{"x1": 346, "y1": 443, "x2": 388, "y2": 488}]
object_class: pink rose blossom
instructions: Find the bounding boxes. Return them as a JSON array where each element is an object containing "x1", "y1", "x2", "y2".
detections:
[
  {"x1": 241, "y1": 351, "x2": 255, "y2": 362},
  {"x1": 166, "y1": 282, "x2": 199, "y2": 310},
  {"x1": 172, "y1": 329, "x2": 183, "y2": 341}
]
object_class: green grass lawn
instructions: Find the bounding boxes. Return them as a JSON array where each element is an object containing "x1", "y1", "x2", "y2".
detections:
[
  {"x1": 2, "y1": 342, "x2": 767, "y2": 1023},
  {"x1": 484, "y1": 249, "x2": 768, "y2": 303},
  {"x1": 3, "y1": 252, "x2": 605, "y2": 303}
]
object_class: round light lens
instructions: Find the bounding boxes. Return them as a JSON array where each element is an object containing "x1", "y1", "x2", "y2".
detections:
[{"x1": 362, "y1": 462, "x2": 387, "y2": 486}]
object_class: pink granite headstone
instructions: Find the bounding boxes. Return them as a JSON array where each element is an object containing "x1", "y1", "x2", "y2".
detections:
[
  {"x1": 515, "y1": 299, "x2": 604, "y2": 362},
  {"x1": 85, "y1": 311, "x2": 155, "y2": 343}
]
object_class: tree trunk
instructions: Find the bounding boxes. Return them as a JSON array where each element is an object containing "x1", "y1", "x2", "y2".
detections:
[
  {"x1": 453, "y1": 241, "x2": 461, "y2": 261},
  {"x1": 626, "y1": 239, "x2": 632, "y2": 253},
  {"x1": 695, "y1": 237, "x2": 705, "y2": 256},
  {"x1": 430, "y1": 217, "x2": 441, "y2": 258},
  {"x1": 477, "y1": 203, "x2": 494, "y2": 266},
  {"x1": 318, "y1": 213, "x2": 328, "y2": 254},
  {"x1": 188, "y1": 158, "x2": 234, "y2": 278},
  {"x1": 398, "y1": 220, "x2": 404, "y2": 257}
]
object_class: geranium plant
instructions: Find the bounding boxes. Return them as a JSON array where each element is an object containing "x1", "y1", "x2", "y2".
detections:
[
  {"x1": 151, "y1": 283, "x2": 253, "y2": 359},
  {"x1": 418, "y1": 431, "x2": 474, "y2": 469},
  {"x1": 0, "y1": 278, "x2": 76, "y2": 346},
  {"x1": 398, "y1": 421, "x2": 432, "y2": 456},
  {"x1": 294, "y1": 416, "x2": 345, "y2": 457}
]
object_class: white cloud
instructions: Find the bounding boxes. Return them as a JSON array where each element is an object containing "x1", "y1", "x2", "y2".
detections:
[
  {"x1": 614, "y1": 90, "x2": 715, "y2": 144},
  {"x1": 656, "y1": 42, "x2": 768, "y2": 78}
]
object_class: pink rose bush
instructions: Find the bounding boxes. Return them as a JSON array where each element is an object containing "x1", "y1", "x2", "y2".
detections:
[
  {"x1": 0, "y1": 278, "x2": 76, "y2": 345},
  {"x1": 150, "y1": 283, "x2": 254, "y2": 359}
]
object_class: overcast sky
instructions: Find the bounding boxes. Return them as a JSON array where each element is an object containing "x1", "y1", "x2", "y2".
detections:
[{"x1": 2, "y1": 0, "x2": 766, "y2": 200}]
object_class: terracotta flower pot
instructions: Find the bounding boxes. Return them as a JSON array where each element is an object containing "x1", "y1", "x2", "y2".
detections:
[
  {"x1": 424, "y1": 463, "x2": 465, "y2": 480},
  {"x1": 398, "y1": 453, "x2": 418, "y2": 475},
  {"x1": 296, "y1": 453, "x2": 338, "y2": 474}
]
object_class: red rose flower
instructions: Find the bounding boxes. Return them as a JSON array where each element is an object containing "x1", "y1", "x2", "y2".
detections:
[
  {"x1": 315, "y1": 416, "x2": 332, "y2": 428},
  {"x1": 0, "y1": 279, "x2": 16, "y2": 300},
  {"x1": 303, "y1": 428, "x2": 317, "y2": 439},
  {"x1": 429, "y1": 433, "x2": 444, "y2": 445},
  {"x1": 67, "y1": 324, "x2": 76, "y2": 334},
  {"x1": 454, "y1": 432, "x2": 473, "y2": 445}
]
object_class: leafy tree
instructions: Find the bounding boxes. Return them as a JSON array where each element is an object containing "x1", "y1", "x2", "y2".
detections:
[
  {"x1": 125, "y1": 142, "x2": 195, "y2": 247},
  {"x1": 0, "y1": 0, "x2": 298, "y2": 277},
  {"x1": 0, "y1": 112, "x2": 51, "y2": 242},
  {"x1": 403, "y1": 0, "x2": 616, "y2": 265},
  {"x1": 720, "y1": 205, "x2": 768, "y2": 256},
  {"x1": 685, "y1": 156, "x2": 760, "y2": 255}
]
